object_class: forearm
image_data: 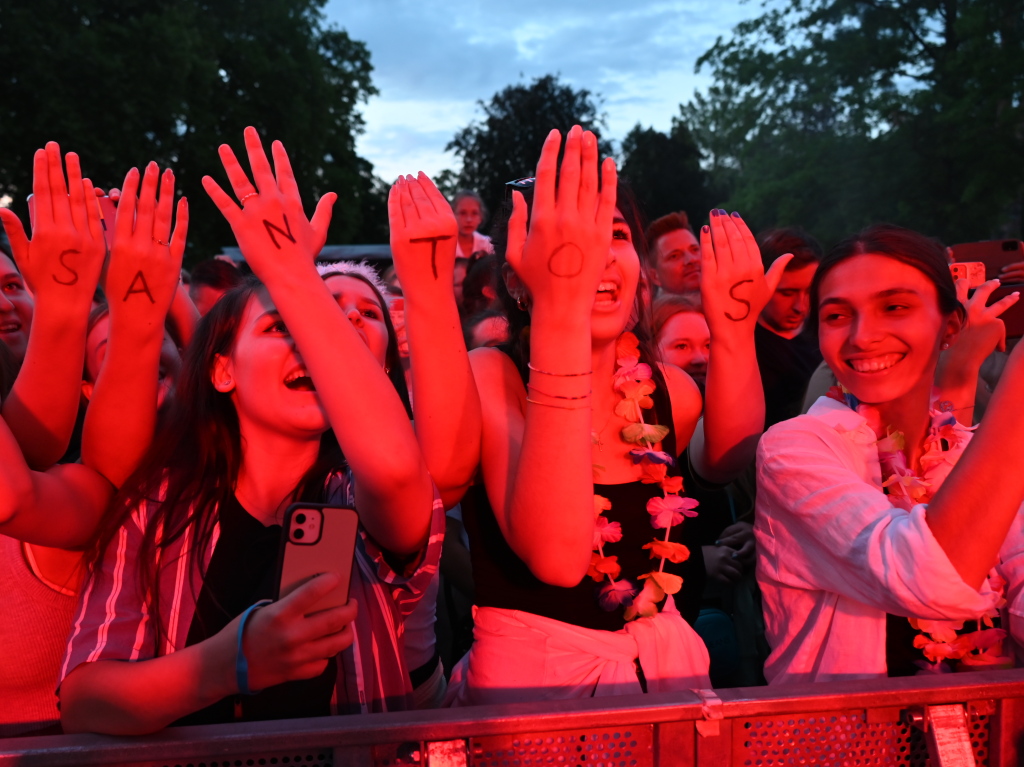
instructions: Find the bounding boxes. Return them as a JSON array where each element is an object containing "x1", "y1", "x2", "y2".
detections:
[
  {"x1": 694, "y1": 333, "x2": 763, "y2": 482},
  {"x1": 929, "y1": 353, "x2": 1024, "y2": 588},
  {"x1": 935, "y1": 350, "x2": 981, "y2": 427},
  {"x1": 506, "y1": 314, "x2": 594, "y2": 586},
  {"x1": 3, "y1": 301, "x2": 90, "y2": 468},
  {"x1": 404, "y1": 286, "x2": 481, "y2": 508},
  {"x1": 266, "y1": 270, "x2": 432, "y2": 552},
  {"x1": 82, "y1": 325, "x2": 162, "y2": 487},
  {"x1": 61, "y1": 641, "x2": 235, "y2": 735}
]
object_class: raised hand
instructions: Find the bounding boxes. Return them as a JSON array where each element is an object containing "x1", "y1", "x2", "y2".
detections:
[
  {"x1": 698, "y1": 210, "x2": 791, "y2": 337},
  {"x1": 106, "y1": 163, "x2": 187, "y2": 326},
  {"x1": 202, "y1": 126, "x2": 336, "y2": 280},
  {"x1": 506, "y1": 125, "x2": 617, "y2": 319},
  {"x1": 0, "y1": 142, "x2": 106, "y2": 310},
  {"x1": 239, "y1": 573, "x2": 357, "y2": 692},
  {"x1": 951, "y1": 278, "x2": 1018, "y2": 358},
  {"x1": 388, "y1": 173, "x2": 458, "y2": 292}
]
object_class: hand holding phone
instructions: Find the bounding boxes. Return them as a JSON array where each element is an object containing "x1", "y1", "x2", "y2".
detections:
[{"x1": 276, "y1": 504, "x2": 358, "y2": 615}]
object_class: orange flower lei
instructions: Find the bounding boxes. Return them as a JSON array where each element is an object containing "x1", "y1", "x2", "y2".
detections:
[
  {"x1": 590, "y1": 332, "x2": 698, "y2": 620},
  {"x1": 827, "y1": 384, "x2": 1010, "y2": 671}
]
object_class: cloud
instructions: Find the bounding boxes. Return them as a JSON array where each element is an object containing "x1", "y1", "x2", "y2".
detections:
[{"x1": 326, "y1": 0, "x2": 753, "y2": 180}]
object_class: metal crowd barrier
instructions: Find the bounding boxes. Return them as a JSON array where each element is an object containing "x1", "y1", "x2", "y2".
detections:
[{"x1": 3, "y1": 669, "x2": 1023, "y2": 767}]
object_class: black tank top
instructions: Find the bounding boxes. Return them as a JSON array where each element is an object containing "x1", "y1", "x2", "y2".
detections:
[{"x1": 463, "y1": 348, "x2": 706, "y2": 631}]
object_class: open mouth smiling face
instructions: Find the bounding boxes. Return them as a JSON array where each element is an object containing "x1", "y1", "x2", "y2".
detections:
[{"x1": 817, "y1": 254, "x2": 953, "y2": 406}]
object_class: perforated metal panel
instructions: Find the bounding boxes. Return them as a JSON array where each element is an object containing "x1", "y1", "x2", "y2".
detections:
[
  {"x1": 147, "y1": 751, "x2": 334, "y2": 767},
  {"x1": 470, "y1": 725, "x2": 654, "y2": 767},
  {"x1": 736, "y1": 706, "x2": 991, "y2": 767},
  {"x1": 736, "y1": 710, "x2": 912, "y2": 766}
]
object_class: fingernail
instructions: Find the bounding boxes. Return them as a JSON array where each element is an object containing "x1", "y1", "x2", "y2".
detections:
[
  {"x1": 702, "y1": 225, "x2": 710, "y2": 234},
  {"x1": 714, "y1": 540, "x2": 721, "y2": 546},
  {"x1": 731, "y1": 552, "x2": 739, "y2": 559},
  {"x1": 731, "y1": 211, "x2": 741, "y2": 218},
  {"x1": 710, "y1": 210, "x2": 718, "y2": 217},
  {"x1": 719, "y1": 209, "x2": 728, "y2": 215}
]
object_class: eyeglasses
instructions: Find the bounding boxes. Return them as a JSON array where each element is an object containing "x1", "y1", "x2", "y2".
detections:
[{"x1": 504, "y1": 177, "x2": 536, "y2": 191}]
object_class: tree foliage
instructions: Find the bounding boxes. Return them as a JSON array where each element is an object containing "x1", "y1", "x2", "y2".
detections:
[
  {"x1": 446, "y1": 75, "x2": 612, "y2": 224},
  {"x1": 0, "y1": 0, "x2": 385, "y2": 260},
  {"x1": 619, "y1": 119, "x2": 716, "y2": 226},
  {"x1": 683, "y1": 0, "x2": 1024, "y2": 246}
]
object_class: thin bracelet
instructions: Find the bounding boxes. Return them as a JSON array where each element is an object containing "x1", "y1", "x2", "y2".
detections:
[
  {"x1": 236, "y1": 599, "x2": 273, "y2": 695},
  {"x1": 526, "y1": 397, "x2": 590, "y2": 410},
  {"x1": 527, "y1": 383, "x2": 592, "y2": 401},
  {"x1": 528, "y1": 362, "x2": 592, "y2": 377}
]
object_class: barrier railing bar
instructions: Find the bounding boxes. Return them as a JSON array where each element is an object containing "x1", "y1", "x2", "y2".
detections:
[{"x1": 2, "y1": 669, "x2": 1022, "y2": 767}]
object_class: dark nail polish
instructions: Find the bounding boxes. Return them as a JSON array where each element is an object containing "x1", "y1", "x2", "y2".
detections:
[
  {"x1": 702, "y1": 225, "x2": 710, "y2": 233},
  {"x1": 731, "y1": 211, "x2": 741, "y2": 218},
  {"x1": 710, "y1": 209, "x2": 719, "y2": 217},
  {"x1": 720, "y1": 208, "x2": 728, "y2": 215}
]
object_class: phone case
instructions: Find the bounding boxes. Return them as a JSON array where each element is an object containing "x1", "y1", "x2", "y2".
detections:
[
  {"x1": 950, "y1": 240, "x2": 1024, "y2": 282},
  {"x1": 275, "y1": 504, "x2": 358, "y2": 615}
]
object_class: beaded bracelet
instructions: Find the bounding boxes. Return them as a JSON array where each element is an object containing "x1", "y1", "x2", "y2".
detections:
[
  {"x1": 526, "y1": 397, "x2": 590, "y2": 410},
  {"x1": 527, "y1": 383, "x2": 592, "y2": 401},
  {"x1": 528, "y1": 362, "x2": 592, "y2": 377}
]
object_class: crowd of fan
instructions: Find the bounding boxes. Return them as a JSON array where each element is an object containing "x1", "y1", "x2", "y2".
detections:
[{"x1": 1, "y1": 125, "x2": 1024, "y2": 737}]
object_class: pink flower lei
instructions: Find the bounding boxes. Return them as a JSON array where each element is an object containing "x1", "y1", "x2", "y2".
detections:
[
  {"x1": 590, "y1": 333, "x2": 698, "y2": 620},
  {"x1": 827, "y1": 384, "x2": 1011, "y2": 671}
]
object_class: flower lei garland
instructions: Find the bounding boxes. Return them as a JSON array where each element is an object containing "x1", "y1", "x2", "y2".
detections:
[
  {"x1": 589, "y1": 332, "x2": 698, "y2": 620},
  {"x1": 826, "y1": 385, "x2": 1010, "y2": 671}
]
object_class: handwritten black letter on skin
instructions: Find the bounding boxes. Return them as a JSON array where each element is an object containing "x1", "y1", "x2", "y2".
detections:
[
  {"x1": 725, "y1": 279, "x2": 753, "y2": 321},
  {"x1": 52, "y1": 249, "x2": 80, "y2": 286},
  {"x1": 409, "y1": 235, "x2": 453, "y2": 279},
  {"x1": 123, "y1": 271, "x2": 156, "y2": 304},
  {"x1": 263, "y1": 215, "x2": 297, "y2": 250},
  {"x1": 547, "y1": 243, "x2": 585, "y2": 278}
]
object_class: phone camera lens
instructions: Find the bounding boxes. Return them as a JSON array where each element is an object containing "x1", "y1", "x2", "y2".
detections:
[
  {"x1": 293, "y1": 528, "x2": 305, "y2": 540},
  {"x1": 295, "y1": 513, "x2": 306, "y2": 525}
]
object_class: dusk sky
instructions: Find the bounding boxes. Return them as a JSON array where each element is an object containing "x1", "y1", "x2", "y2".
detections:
[{"x1": 324, "y1": 1, "x2": 755, "y2": 182}]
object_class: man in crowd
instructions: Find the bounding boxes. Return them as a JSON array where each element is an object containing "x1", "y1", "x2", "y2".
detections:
[
  {"x1": 645, "y1": 211, "x2": 702, "y2": 296},
  {"x1": 754, "y1": 228, "x2": 823, "y2": 429}
]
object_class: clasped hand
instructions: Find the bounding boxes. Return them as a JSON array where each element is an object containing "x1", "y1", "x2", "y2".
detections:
[
  {"x1": 505, "y1": 126, "x2": 617, "y2": 318},
  {"x1": 203, "y1": 127, "x2": 336, "y2": 279}
]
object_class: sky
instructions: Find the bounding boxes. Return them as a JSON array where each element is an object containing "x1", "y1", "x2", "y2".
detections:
[{"x1": 323, "y1": 1, "x2": 755, "y2": 183}]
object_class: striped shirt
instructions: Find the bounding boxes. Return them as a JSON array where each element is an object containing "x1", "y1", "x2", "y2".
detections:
[{"x1": 60, "y1": 470, "x2": 444, "y2": 715}]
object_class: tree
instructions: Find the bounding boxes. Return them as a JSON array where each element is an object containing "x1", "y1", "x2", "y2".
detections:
[
  {"x1": 446, "y1": 75, "x2": 612, "y2": 224},
  {"x1": 0, "y1": 0, "x2": 384, "y2": 260},
  {"x1": 682, "y1": 0, "x2": 1024, "y2": 246},
  {"x1": 619, "y1": 119, "x2": 716, "y2": 226}
]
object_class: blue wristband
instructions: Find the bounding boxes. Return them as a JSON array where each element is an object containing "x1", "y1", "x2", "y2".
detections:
[{"x1": 236, "y1": 599, "x2": 273, "y2": 695}]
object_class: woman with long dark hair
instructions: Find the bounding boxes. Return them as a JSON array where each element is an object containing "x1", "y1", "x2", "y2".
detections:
[
  {"x1": 59, "y1": 129, "x2": 441, "y2": 734},
  {"x1": 755, "y1": 223, "x2": 1024, "y2": 683},
  {"x1": 389, "y1": 126, "x2": 789, "y2": 703}
]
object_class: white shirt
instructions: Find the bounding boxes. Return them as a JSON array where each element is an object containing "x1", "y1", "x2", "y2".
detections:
[
  {"x1": 455, "y1": 232, "x2": 494, "y2": 259},
  {"x1": 755, "y1": 396, "x2": 1000, "y2": 684}
]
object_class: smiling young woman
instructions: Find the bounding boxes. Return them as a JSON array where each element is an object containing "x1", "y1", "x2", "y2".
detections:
[{"x1": 755, "y1": 224, "x2": 1024, "y2": 684}]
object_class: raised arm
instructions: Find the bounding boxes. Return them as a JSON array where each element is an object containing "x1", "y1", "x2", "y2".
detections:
[
  {"x1": 934, "y1": 278, "x2": 1018, "y2": 426},
  {"x1": 927, "y1": 339, "x2": 1024, "y2": 589},
  {"x1": 478, "y1": 127, "x2": 616, "y2": 587},
  {"x1": 202, "y1": 128, "x2": 433, "y2": 555},
  {"x1": 0, "y1": 144, "x2": 106, "y2": 468},
  {"x1": 0, "y1": 410, "x2": 112, "y2": 548},
  {"x1": 690, "y1": 211, "x2": 791, "y2": 483},
  {"x1": 388, "y1": 174, "x2": 480, "y2": 509},
  {"x1": 82, "y1": 163, "x2": 188, "y2": 487}
]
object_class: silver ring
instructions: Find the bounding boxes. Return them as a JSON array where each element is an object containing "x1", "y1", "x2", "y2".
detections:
[
  {"x1": 239, "y1": 192, "x2": 258, "y2": 206},
  {"x1": 153, "y1": 238, "x2": 168, "y2": 247}
]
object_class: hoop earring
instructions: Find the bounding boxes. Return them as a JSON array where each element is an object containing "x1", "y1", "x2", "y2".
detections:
[
  {"x1": 941, "y1": 342, "x2": 950, "y2": 350},
  {"x1": 517, "y1": 295, "x2": 528, "y2": 312}
]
